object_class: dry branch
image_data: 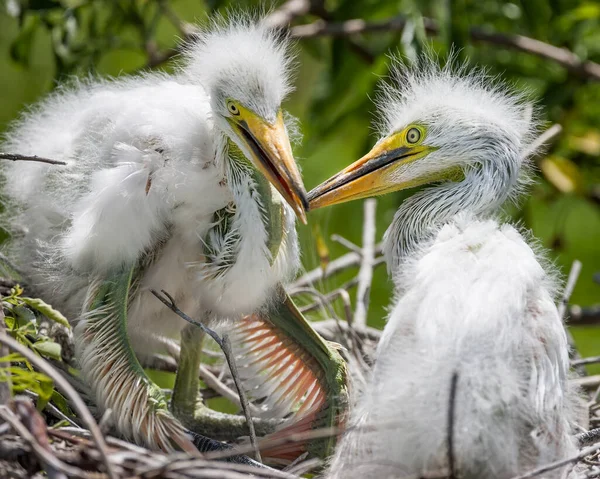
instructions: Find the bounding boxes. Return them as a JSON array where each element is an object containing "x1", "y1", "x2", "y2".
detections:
[
  {"x1": 151, "y1": 289, "x2": 261, "y2": 462},
  {"x1": 0, "y1": 333, "x2": 117, "y2": 479},
  {"x1": 0, "y1": 153, "x2": 66, "y2": 166},
  {"x1": 290, "y1": 17, "x2": 600, "y2": 81},
  {"x1": 291, "y1": 243, "x2": 384, "y2": 289},
  {"x1": 353, "y1": 199, "x2": 377, "y2": 328}
]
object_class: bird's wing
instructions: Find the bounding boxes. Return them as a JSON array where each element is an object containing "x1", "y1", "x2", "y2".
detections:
[
  {"x1": 78, "y1": 262, "x2": 196, "y2": 452},
  {"x1": 230, "y1": 287, "x2": 348, "y2": 462},
  {"x1": 2, "y1": 76, "x2": 226, "y2": 276}
]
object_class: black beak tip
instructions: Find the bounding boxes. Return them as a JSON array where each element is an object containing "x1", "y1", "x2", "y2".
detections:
[{"x1": 300, "y1": 194, "x2": 310, "y2": 213}]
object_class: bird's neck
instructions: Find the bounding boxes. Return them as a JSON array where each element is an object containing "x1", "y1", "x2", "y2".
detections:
[
  {"x1": 201, "y1": 139, "x2": 286, "y2": 277},
  {"x1": 384, "y1": 158, "x2": 518, "y2": 280}
]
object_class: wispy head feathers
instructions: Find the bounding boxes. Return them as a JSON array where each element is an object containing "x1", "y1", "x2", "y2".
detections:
[
  {"x1": 181, "y1": 13, "x2": 296, "y2": 121},
  {"x1": 375, "y1": 52, "x2": 539, "y2": 155}
]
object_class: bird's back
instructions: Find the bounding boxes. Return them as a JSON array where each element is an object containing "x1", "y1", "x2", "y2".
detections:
[
  {"x1": 1, "y1": 74, "x2": 226, "y2": 315},
  {"x1": 329, "y1": 215, "x2": 577, "y2": 478}
]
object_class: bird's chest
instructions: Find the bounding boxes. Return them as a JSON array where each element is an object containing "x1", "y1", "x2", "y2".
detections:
[{"x1": 194, "y1": 171, "x2": 291, "y2": 317}]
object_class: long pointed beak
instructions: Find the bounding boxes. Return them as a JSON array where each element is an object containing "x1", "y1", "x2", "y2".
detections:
[
  {"x1": 236, "y1": 112, "x2": 308, "y2": 224},
  {"x1": 308, "y1": 140, "x2": 431, "y2": 211}
]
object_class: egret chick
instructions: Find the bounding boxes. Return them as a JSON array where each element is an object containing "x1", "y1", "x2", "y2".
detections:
[
  {"x1": 1, "y1": 15, "x2": 347, "y2": 456},
  {"x1": 309, "y1": 57, "x2": 578, "y2": 478}
]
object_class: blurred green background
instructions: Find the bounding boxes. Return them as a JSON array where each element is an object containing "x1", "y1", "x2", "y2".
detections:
[{"x1": 0, "y1": 0, "x2": 599, "y2": 368}]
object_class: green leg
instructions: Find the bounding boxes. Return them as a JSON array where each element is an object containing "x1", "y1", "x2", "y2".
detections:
[{"x1": 172, "y1": 322, "x2": 279, "y2": 441}]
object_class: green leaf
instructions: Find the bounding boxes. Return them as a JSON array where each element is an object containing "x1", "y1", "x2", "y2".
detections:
[
  {"x1": 21, "y1": 297, "x2": 70, "y2": 328},
  {"x1": 32, "y1": 340, "x2": 62, "y2": 361},
  {"x1": 9, "y1": 15, "x2": 40, "y2": 66},
  {"x1": 13, "y1": 304, "x2": 36, "y2": 325},
  {"x1": 51, "y1": 390, "x2": 74, "y2": 417}
]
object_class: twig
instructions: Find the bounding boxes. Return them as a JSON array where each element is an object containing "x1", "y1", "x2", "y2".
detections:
[
  {"x1": 572, "y1": 356, "x2": 600, "y2": 367},
  {"x1": 353, "y1": 199, "x2": 377, "y2": 328},
  {"x1": 568, "y1": 306, "x2": 600, "y2": 326},
  {"x1": 290, "y1": 16, "x2": 600, "y2": 80},
  {"x1": 12, "y1": 398, "x2": 68, "y2": 479},
  {"x1": 0, "y1": 333, "x2": 117, "y2": 479},
  {"x1": 510, "y1": 442, "x2": 600, "y2": 479},
  {"x1": 0, "y1": 406, "x2": 82, "y2": 478},
  {"x1": 559, "y1": 261, "x2": 586, "y2": 376},
  {"x1": 447, "y1": 372, "x2": 458, "y2": 479},
  {"x1": 330, "y1": 234, "x2": 361, "y2": 254},
  {"x1": 263, "y1": 0, "x2": 311, "y2": 29},
  {"x1": 0, "y1": 153, "x2": 66, "y2": 166},
  {"x1": 21, "y1": 390, "x2": 81, "y2": 429},
  {"x1": 522, "y1": 124, "x2": 563, "y2": 159},
  {"x1": 572, "y1": 375, "x2": 600, "y2": 390},
  {"x1": 150, "y1": 289, "x2": 261, "y2": 462},
  {"x1": 199, "y1": 365, "x2": 261, "y2": 417},
  {"x1": 291, "y1": 243, "x2": 383, "y2": 289},
  {"x1": 221, "y1": 334, "x2": 261, "y2": 463},
  {"x1": 312, "y1": 318, "x2": 382, "y2": 343},
  {"x1": 559, "y1": 260, "x2": 582, "y2": 320}
]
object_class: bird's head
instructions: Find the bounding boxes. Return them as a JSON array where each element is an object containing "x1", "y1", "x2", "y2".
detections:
[
  {"x1": 183, "y1": 15, "x2": 308, "y2": 223},
  {"x1": 309, "y1": 55, "x2": 537, "y2": 211}
]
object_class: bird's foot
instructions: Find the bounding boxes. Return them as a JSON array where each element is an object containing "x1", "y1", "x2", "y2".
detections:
[{"x1": 180, "y1": 401, "x2": 281, "y2": 442}]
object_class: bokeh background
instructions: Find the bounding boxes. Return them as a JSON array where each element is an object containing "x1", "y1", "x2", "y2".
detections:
[{"x1": 1, "y1": 0, "x2": 599, "y2": 368}]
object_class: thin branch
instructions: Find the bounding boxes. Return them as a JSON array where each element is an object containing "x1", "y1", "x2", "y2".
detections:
[
  {"x1": 572, "y1": 356, "x2": 600, "y2": 367},
  {"x1": 290, "y1": 17, "x2": 600, "y2": 80},
  {"x1": 151, "y1": 289, "x2": 261, "y2": 462},
  {"x1": 353, "y1": 199, "x2": 377, "y2": 328},
  {"x1": 568, "y1": 305, "x2": 600, "y2": 326},
  {"x1": 221, "y1": 334, "x2": 261, "y2": 463},
  {"x1": 521, "y1": 124, "x2": 563, "y2": 159},
  {"x1": 200, "y1": 365, "x2": 261, "y2": 417},
  {"x1": 0, "y1": 333, "x2": 117, "y2": 479},
  {"x1": 510, "y1": 442, "x2": 600, "y2": 479},
  {"x1": 12, "y1": 398, "x2": 68, "y2": 479},
  {"x1": 263, "y1": 0, "x2": 311, "y2": 29},
  {"x1": 0, "y1": 153, "x2": 66, "y2": 166},
  {"x1": 559, "y1": 260, "x2": 582, "y2": 320},
  {"x1": 558, "y1": 260, "x2": 586, "y2": 376},
  {"x1": 330, "y1": 234, "x2": 362, "y2": 254},
  {"x1": 0, "y1": 406, "x2": 82, "y2": 478}
]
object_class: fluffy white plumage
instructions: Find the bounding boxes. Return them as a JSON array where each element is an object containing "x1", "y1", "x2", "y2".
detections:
[
  {"x1": 1, "y1": 15, "x2": 301, "y2": 448},
  {"x1": 326, "y1": 58, "x2": 578, "y2": 478}
]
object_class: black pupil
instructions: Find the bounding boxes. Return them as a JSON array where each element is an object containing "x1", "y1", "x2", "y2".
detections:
[
  {"x1": 408, "y1": 129, "x2": 419, "y2": 142},
  {"x1": 230, "y1": 104, "x2": 237, "y2": 113}
]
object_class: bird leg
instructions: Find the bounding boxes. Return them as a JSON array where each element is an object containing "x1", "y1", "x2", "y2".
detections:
[{"x1": 151, "y1": 290, "x2": 279, "y2": 443}]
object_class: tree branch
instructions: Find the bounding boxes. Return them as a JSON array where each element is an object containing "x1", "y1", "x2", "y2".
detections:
[
  {"x1": 0, "y1": 153, "x2": 66, "y2": 166},
  {"x1": 291, "y1": 243, "x2": 383, "y2": 289},
  {"x1": 0, "y1": 334, "x2": 117, "y2": 479},
  {"x1": 290, "y1": 16, "x2": 600, "y2": 80},
  {"x1": 353, "y1": 199, "x2": 377, "y2": 328},
  {"x1": 263, "y1": 0, "x2": 312, "y2": 29}
]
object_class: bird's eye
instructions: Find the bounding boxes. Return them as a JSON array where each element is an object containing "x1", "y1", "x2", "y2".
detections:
[
  {"x1": 227, "y1": 101, "x2": 240, "y2": 116},
  {"x1": 406, "y1": 127, "x2": 421, "y2": 144}
]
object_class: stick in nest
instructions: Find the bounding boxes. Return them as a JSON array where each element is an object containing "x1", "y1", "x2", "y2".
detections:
[{"x1": 151, "y1": 289, "x2": 262, "y2": 462}]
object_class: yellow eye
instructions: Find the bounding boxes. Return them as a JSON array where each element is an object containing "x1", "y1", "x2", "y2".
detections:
[
  {"x1": 406, "y1": 127, "x2": 421, "y2": 144},
  {"x1": 227, "y1": 101, "x2": 240, "y2": 116}
]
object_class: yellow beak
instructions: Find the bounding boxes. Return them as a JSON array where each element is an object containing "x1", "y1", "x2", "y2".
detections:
[
  {"x1": 234, "y1": 111, "x2": 308, "y2": 224},
  {"x1": 308, "y1": 139, "x2": 432, "y2": 211}
]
